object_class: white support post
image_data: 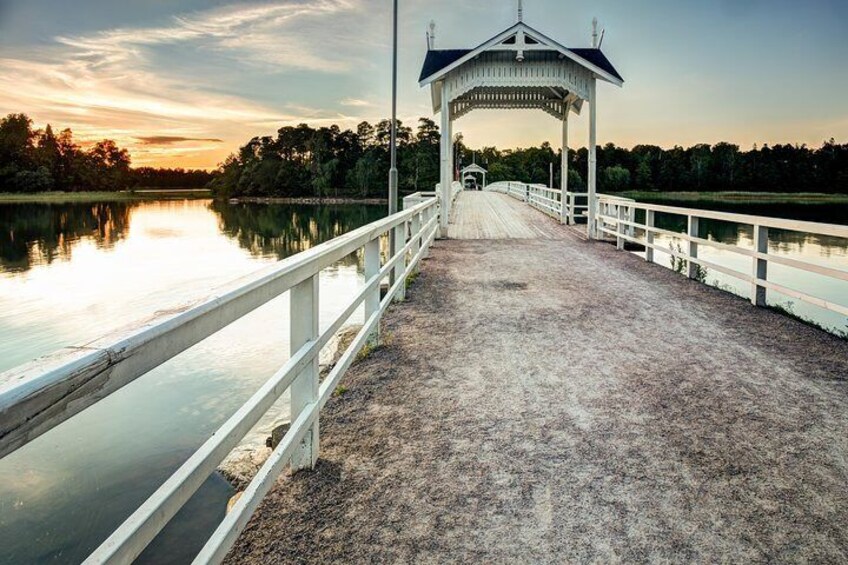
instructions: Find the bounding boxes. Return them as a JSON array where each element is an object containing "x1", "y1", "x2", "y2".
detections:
[
  {"x1": 410, "y1": 212, "x2": 421, "y2": 275},
  {"x1": 587, "y1": 78, "x2": 598, "y2": 239},
  {"x1": 290, "y1": 275, "x2": 319, "y2": 471},
  {"x1": 393, "y1": 222, "x2": 407, "y2": 301},
  {"x1": 422, "y1": 207, "x2": 431, "y2": 258},
  {"x1": 364, "y1": 238, "x2": 381, "y2": 344},
  {"x1": 687, "y1": 215, "x2": 700, "y2": 279},
  {"x1": 439, "y1": 82, "x2": 452, "y2": 233},
  {"x1": 645, "y1": 210, "x2": 655, "y2": 263},
  {"x1": 617, "y1": 205, "x2": 625, "y2": 250},
  {"x1": 561, "y1": 111, "x2": 570, "y2": 225},
  {"x1": 752, "y1": 225, "x2": 768, "y2": 306}
]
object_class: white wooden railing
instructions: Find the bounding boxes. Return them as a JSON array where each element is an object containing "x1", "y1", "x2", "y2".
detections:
[
  {"x1": 0, "y1": 196, "x2": 441, "y2": 564},
  {"x1": 595, "y1": 195, "x2": 848, "y2": 315},
  {"x1": 484, "y1": 181, "x2": 587, "y2": 224}
]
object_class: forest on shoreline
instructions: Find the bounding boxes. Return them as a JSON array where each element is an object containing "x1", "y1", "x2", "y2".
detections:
[
  {"x1": 0, "y1": 114, "x2": 212, "y2": 193},
  {"x1": 2, "y1": 112, "x2": 847, "y2": 198}
]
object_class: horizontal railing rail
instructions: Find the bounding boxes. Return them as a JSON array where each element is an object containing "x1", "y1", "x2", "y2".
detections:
[
  {"x1": 595, "y1": 194, "x2": 848, "y2": 317},
  {"x1": 0, "y1": 196, "x2": 441, "y2": 564},
  {"x1": 484, "y1": 181, "x2": 586, "y2": 225}
]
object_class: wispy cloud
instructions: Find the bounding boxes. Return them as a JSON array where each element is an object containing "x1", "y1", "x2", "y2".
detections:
[
  {"x1": 136, "y1": 136, "x2": 224, "y2": 145},
  {"x1": 340, "y1": 98, "x2": 374, "y2": 107},
  {"x1": 0, "y1": 0, "x2": 367, "y2": 168}
]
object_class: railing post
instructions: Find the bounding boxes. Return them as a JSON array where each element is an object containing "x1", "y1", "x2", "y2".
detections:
[
  {"x1": 687, "y1": 215, "x2": 700, "y2": 279},
  {"x1": 290, "y1": 274, "x2": 319, "y2": 471},
  {"x1": 393, "y1": 221, "x2": 406, "y2": 301},
  {"x1": 364, "y1": 237, "x2": 381, "y2": 344},
  {"x1": 568, "y1": 193, "x2": 576, "y2": 225},
  {"x1": 645, "y1": 210, "x2": 655, "y2": 263},
  {"x1": 752, "y1": 225, "x2": 768, "y2": 306},
  {"x1": 422, "y1": 207, "x2": 431, "y2": 259},
  {"x1": 617, "y1": 205, "x2": 625, "y2": 250},
  {"x1": 410, "y1": 212, "x2": 421, "y2": 274}
]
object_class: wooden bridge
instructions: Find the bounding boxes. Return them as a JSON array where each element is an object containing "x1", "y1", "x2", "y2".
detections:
[{"x1": 2, "y1": 183, "x2": 847, "y2": 563}]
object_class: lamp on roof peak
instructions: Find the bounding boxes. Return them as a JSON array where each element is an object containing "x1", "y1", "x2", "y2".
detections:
[
  {"x1": 428, "y1": 20, "x2": 436, "y2": 50},
  {"x1": 517, "y1": 0, "x2": 523, "y2": 22}
]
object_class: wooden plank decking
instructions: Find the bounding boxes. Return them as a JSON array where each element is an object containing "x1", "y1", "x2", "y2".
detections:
[{"x1": 448, "y1": 191, "x2": 567, "y2": 240}]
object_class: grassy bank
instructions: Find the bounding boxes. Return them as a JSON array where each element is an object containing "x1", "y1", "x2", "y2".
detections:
[
  {"x1": 614, "y1": 191, "x2": 848, "y2": 205},
  {"x1": 0, "y1": 189, "x2": 212, "y2": 204}
]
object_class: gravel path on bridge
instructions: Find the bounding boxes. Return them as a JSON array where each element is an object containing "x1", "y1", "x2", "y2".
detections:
[{"x1": 226, "y1": 233, "x2": 848, "y2": 563}]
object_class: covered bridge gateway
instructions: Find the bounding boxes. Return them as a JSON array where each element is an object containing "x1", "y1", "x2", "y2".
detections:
[
  {"x1": 419, "y1": 2, "x2": 623, "y2": 234},
  {"x1": 461, "y1": 163, "x2": 488, "y2": 189}
]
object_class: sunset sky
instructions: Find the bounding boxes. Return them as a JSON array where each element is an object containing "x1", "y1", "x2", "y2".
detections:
[{"x1": 1, "y1": 0, "x2": 846, "y2": 169}]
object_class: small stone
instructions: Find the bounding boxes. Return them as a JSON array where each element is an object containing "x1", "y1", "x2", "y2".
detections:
[
  {"x1": 226, "y1": 491, "x2": 243, "y2": 514},
  {"x1": 270, "y1": 423, "x2": 291, "y2": 450}
]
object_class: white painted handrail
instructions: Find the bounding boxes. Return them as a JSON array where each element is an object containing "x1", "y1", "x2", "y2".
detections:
[
  {"x1": 0, "y1": 196, "x2": 441, "y2": 564},
  {"x1": 595, "y1": 194, "x2": 848, "y2": 316},
  {"x1": 484, "y1": 181, "x2": 587, "y2": 225}
]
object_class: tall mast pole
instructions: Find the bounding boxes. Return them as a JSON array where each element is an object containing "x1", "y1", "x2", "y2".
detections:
[{"x1": 389, "y1": 0, "x2": 399, "y2": 215}]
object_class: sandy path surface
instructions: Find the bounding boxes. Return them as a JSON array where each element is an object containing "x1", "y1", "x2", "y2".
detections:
[{"x1": 226, "y1": 234, "x2": 848, "y2": 563}]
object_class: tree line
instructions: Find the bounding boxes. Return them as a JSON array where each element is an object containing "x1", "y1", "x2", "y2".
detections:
[
  {"x1": 214, "y1": 120, "x2": 848, "y2": 198},
  {"x1": 3, "y1": 112, "x2": 847, "y2": 196},
  {"x1": 0, "y1": 113, "x2": 212, "y2": 192}
]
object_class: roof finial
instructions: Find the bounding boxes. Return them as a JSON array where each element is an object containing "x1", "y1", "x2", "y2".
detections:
[
  {"x1": 592, "y1": 17, "x2": 599, "y2": 47},
  {"x1": 428, "y1": 20, "x2": 436, "y2": 49},
  {"x1": 518, "y1": 0, "x2": 524, "y2": 22}
]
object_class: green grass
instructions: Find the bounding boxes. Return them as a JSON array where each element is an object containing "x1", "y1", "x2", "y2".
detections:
[
  {"x1": 769, "y1": 301, "x2": 848, "y2": 340},
  {"x1": 0, "y1": 190, "x2": 211, "y2": 204},
  {"x1": 614, "y1": 191, "x2": 848, "y2": 205},
  {"x1": 405, "y1": 270, "x2": 420, "y2": 289}
]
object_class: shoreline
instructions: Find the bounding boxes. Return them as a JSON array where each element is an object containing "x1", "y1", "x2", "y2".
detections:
[
  {"x1": 0, "y1": 190, "x2": 212, "y2": 204},
  {"x1": 227, "y1": 196, "x2": 388, "y2": 205}
]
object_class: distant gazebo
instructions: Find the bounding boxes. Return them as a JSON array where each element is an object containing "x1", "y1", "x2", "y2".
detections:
[
  {"x1": 461, "y1": 163, "x2": 488, "y2": 189},
  {"x1": 420, "y1": 1, "x2": 623, "y2": 235}
]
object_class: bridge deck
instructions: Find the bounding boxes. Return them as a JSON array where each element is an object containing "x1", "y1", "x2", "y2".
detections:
[
  {"x1": 227, "y1": 204, "x2": 848, "y2": 563},
  {"x1": 449, "y1": 190, "x2": 566, "y2": 239}
]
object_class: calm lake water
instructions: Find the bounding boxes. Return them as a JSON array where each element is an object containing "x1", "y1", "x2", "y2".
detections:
[
  {"x1": 0, "y1": 198, "x2": 383, "y2": 564},
  {"x1": 0, "y1": 195, "x2": 846, "y2": 564}
]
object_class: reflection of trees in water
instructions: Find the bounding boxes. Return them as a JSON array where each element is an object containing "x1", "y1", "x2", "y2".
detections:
[
  {"x1": 211, "y1": 201, "x2": 385, "y2": 267},
  {"x1": 0, "y1": 203, "x2": 134, "y2": 272}
]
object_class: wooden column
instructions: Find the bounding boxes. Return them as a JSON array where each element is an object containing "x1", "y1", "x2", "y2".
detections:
[
  {"x1": 687, "y1": 216, "x2": 700, "y2": 279},
  {"x1": 645, "y1": 210, "x2": 655, "y2": 263},
  {"x1": 439, "y1": 82, "x2": 452, "y2": 233},
  {"x1": 290, "y1": 275, "x2": 319, "y2": 471},
  {"x1": 752, "y1": 226, "x2": 769, "y2": 306},
  {"x1": 587, "y1": 78, "x2": 598, "y2": 239},
  {"x1": 364, "y1": 238, "x2": 381, "y2": 344},
  {"x1": 560, "y1": 108, "x2": 570, "y2": 224}
]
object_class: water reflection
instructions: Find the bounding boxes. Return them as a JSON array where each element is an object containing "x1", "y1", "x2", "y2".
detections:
[
  {"x1": 0, "y1": 201, "x2": 386, "y2": 274},
  {"x1": 0, "y1": 198, "x2": 384, "y2": 564},
  {"x1": 0, "y1": 203, "x2": 134, "y2": 272}
]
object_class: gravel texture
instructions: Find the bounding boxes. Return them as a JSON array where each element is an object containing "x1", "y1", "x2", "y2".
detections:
[{"x1": 226, "y1": 233, "x2": 848, "y2": 564}]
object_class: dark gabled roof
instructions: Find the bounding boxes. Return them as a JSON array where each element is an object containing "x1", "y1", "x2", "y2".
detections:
[
  {"x1": 419, "y1": 49, "x2": 471, "y2": 82},
  {"x1": 419, "y1": 45, "x2": 623, "y2": 85},
  {"x1": 569, "y1": 48, "x2": 623, "y2": 82}
]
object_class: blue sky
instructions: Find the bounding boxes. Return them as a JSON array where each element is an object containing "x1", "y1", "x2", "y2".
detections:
[{"x1": 0, "y1": 0, "x2": 846, "y2": 168}]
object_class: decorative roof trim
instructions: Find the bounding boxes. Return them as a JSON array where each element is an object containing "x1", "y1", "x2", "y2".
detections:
[{"x1": 418, "y1": 22, "x2": 623, "y2": 88}]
